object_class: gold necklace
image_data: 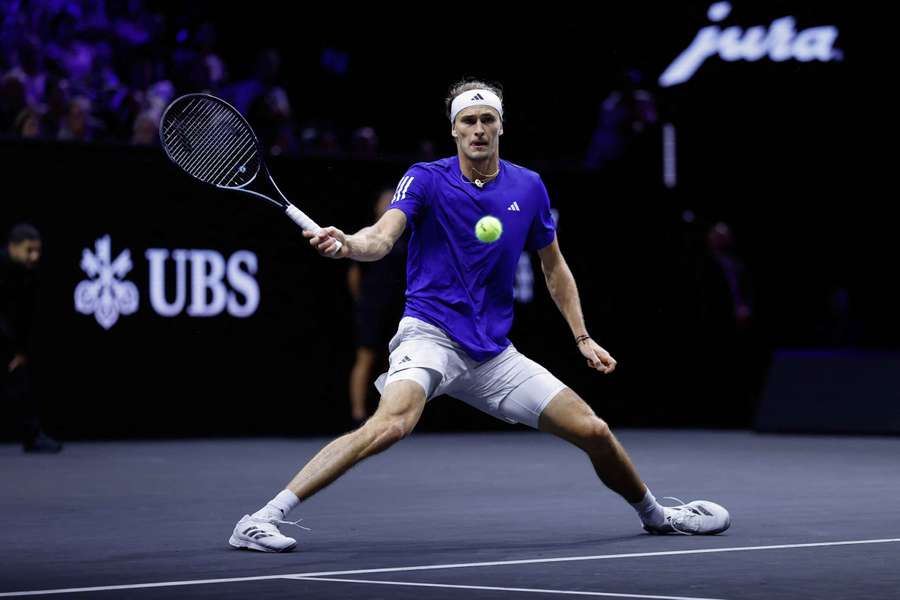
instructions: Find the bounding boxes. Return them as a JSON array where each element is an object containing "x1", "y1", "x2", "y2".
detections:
[{"x1": 469, "y1": 165, "x2": 500, "y2": 189}]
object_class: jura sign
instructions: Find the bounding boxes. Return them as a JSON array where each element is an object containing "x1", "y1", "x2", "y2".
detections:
[{"x1": 659, "y1": 2, "x2": 842, "y2": 87}]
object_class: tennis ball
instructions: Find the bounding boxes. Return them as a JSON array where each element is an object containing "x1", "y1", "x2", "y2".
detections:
[{"x1": 475, "y1": 216, "x2": 503, "y2": 243}]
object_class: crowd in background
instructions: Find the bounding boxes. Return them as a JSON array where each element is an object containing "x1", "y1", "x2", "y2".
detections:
[
  {"x1": 1, "y1": 1, "x2": 664, "y2": 165},
  {"x1": 0, "y1": 0, "x2": 386, "y2": 156}
]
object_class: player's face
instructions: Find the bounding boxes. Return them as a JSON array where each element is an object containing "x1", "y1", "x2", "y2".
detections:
[
  {"x1": 8, "y1": 239, "x2": 42, "y2": 269},
  {"x1": 452, "y1": 107, "x2": 502, "y2": 161}
]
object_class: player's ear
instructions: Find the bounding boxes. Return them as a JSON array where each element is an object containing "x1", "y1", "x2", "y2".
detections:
[{"x1": 451, "y1": 128, "x2": 459, "y2": 138}]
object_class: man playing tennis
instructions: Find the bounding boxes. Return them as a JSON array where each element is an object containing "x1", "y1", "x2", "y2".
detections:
[{"x1": 230, "y1": 79, "x2": 731, "y2": 552}]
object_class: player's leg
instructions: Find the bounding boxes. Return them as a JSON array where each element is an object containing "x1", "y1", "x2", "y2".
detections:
[
  {"x1": 453, "y1": 349, "x2": 646, "y2": 502},
  {"x1": 315, "y1": 318, "x2": 451, "y2": 504},
  {"x1": 538, "y1": 388, "x2": 645, "y2": 502},
  {"x1": 230, "y1": 377, "x2": 427, "y2": 552},
  {"x1": 462, "y1": 347, "x2": 730, "y2": 535},
  {"x1": 536, "y1": 387, "x2": 730, "y2": 535},
  {"x1": 471, "y1": 364, "x2": 658, "y2": 519},
  {"x1": 288, "y1": 378, "x2": 426, "y2": 500}
]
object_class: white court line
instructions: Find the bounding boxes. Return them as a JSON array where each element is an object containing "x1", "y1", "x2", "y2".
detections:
[
  {"x1": 0, "y1": 576, "x2": 287, "y2": 598},
  {"x1": 280, "y1": 537, "x2": 900, "y2": 578},
  {"x1": 291, "y1": 576, "x2": 728, "y2": 600},
  {"x1": 1, "y1": 537, "x2": 898, "y2": 597}
]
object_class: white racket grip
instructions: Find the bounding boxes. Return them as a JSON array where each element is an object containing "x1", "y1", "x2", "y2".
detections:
[{"x1": 285, "y1": 204, "x2": 343, "y2": 255}]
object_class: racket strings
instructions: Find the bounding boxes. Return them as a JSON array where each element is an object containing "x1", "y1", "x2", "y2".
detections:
[
  {"x1": 167, "y1": 101, "x2": 231, "y2": 176},
  {"x1": 174, "y1": 105, "x2": 255, "y2": 185},
  {"x1": 164, "y1": 100, "x2": 226, "y2": 169},
  {"x1": 162, "y1": 98, "x2": 260, "y2": 188}
]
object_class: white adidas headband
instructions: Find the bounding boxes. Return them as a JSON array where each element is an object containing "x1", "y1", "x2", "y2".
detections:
[{"x1": 450, "y1": 89, "x2": 503, "y2": 124}]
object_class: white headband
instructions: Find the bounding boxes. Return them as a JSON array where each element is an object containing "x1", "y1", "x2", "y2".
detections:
[{"x1": 450, "y1": 89, "x2": 503, "y2": 124}]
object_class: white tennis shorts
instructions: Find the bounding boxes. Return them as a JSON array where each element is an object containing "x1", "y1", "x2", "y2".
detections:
[{"x1": 374, "y1": 317, "x2": 567, "y2": 429}]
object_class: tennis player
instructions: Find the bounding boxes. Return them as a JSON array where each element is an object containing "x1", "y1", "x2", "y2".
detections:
[{"x1": 230, "y1": 79, "x2": 731, "y2": 552}]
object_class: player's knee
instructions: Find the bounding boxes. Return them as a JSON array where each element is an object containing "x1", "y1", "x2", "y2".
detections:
[
  {"x1": 367, "y1": 417, "x2": 410, "y2": 451},
  {"x1": 582, "y1": 416, "x2": 612, "y2": 448},
  {"x1": 388, "y1": 418, "x2": 413, "y2": 441}
]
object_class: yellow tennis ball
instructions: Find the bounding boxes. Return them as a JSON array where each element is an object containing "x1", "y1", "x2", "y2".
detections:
[{"x1": 475, "y1": 216, "x2": 503, "y2": 243}]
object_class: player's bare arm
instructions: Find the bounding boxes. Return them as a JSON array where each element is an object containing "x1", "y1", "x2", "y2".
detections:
[
  {"x1": 537, "y1": 237, "x2": 617, "y2": 374},
  {"x1": 304, "y1": 208, "x2": 407, "y2": 261}
]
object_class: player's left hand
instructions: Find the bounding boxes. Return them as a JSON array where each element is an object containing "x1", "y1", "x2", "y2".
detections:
[{"x1": 578, "y1": 339, "x2": 616, "y2": 374}]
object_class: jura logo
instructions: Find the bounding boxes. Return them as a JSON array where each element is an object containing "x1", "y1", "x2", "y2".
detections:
[
  {"x1": 75, "y1": 236, "x2": 139, "y2": 330},
  {"x1": 74, "y1": 236, "x2": 259, "y2": 328},
  {"x1": 659, "y1": 2, "x2": 841, "y2": 87}
]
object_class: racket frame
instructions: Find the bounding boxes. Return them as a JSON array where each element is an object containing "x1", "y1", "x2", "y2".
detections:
[{"x1": 160, "y1": 93, "x2": 342, "y2": 253}]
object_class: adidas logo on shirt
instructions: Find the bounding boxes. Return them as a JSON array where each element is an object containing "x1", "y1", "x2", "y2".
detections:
[
  {"x1": 392, "y1": 176, "x2": 415, "y2": 204},
  {"x1": 507, "y1": 202, "x2": 521, "y2": 212},
  {"x1": 399, "y1": 355, "x2": 412, "y2": 364}
]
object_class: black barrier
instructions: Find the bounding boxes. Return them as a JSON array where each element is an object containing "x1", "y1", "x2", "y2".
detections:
[
  {"x1": 1, "y1": 141, "x2": 686, "y2": 438},
  {"x1": 2, "y1": 143, "x2": 393, "y2": 438},
  {"x1": 0, "y1": 140, "x2": 885, "y2": 438},
  {"x1": 756, "y1": 350, "x2": 900, "y2": 434}
]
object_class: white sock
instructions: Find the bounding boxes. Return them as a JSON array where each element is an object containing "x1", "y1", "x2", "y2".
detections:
[
  {"x1": 630, "y1": 488, "x2": 666, "y2": 529},
  {"x1": 252, "y1": 489, "x2": 299, "y2": 521}
]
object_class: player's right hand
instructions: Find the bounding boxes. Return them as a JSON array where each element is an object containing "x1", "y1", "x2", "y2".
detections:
[{"x1": 303, "y1": 226, "x2": 349, "y2": 258}]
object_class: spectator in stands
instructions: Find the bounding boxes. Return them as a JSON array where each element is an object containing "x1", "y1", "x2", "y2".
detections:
[{"x1": 585, "y1": 67, "x2": 658, "y2": 171}]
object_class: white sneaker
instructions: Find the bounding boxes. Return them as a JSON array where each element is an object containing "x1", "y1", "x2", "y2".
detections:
[
  {"x1": 229, "y1": 514, "x2": 306, "y2": 552},
  {"x1": 644, "y1": 498, "x2": 731, "y2": 535}
]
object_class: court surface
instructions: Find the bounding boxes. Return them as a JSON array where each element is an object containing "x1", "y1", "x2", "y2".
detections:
[{"x1": 2, "y1": 430, "x2": 898, "y2": 599}]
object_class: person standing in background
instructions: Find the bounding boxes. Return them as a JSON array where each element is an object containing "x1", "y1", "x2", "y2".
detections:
[
  {"x1": 346, "y1": 189, "x2": 407, "y2": 425},
  {"x1": 1, "y1": 224, "x2": 62, "y2": 453}
]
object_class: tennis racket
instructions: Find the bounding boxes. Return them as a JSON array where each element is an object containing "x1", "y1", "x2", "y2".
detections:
[{"x1": 159, "y1": 93, "x2": 341, "y2": 254}]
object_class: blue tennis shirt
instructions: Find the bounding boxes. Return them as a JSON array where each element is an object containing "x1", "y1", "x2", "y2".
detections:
[{"x1": 389, "y1": 156, "x2": 557, "y2": 362}]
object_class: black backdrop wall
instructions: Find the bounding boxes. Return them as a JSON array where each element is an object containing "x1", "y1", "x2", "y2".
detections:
[
  {"x1": 2, "y1": 5, "x2": 889, "y2": 438},
  {"x1": 1, "y1": 143, "x2": 670, "y2": 437},
  {"x1": 0, "y1": 137, "x2": 884, "y2": 439}
]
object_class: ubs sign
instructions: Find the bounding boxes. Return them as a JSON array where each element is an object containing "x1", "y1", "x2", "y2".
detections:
[{"x1": 75, "y1": 235, "x2": 259, "y2": 329}]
